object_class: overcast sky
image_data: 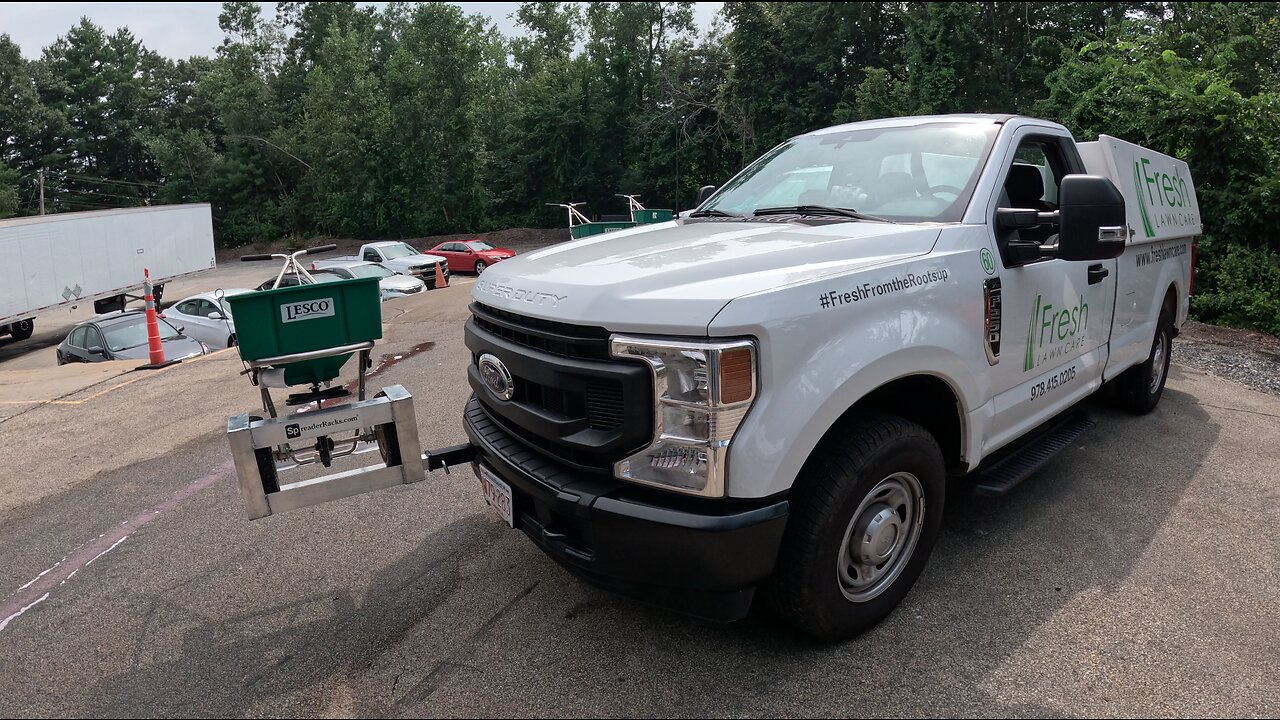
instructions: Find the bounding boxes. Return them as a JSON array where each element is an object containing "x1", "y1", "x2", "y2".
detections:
[{"x1": 1, "y1": 2, "x2": 725, "y2": 60}]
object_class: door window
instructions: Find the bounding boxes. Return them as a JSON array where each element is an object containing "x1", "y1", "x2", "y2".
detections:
[
  {"x1": 175, "y1": 300, "x2": 199, "y2": 316},
  {"x1": 84, "y1": 326, "x2": 105, "y2": 351},
  {"x1": 70, "y1": 326, "x2": 89, "y2": 347},
  {"x1": 999, "y1": 139, "x2": 1068, "y2": 246}
]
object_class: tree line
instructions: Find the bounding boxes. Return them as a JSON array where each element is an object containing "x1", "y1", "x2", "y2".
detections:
[{"x1": 1, "y1": 2, "x2": 1278, "y2": 333}]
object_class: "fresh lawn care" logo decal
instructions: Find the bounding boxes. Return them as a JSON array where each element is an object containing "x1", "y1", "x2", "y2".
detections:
[
  {"x1": 1132, "y1": 156, "x2": 1196, "y2": 238},
  {"x1": 1024, "y1": 293, "x2": 1089, "y2": 372}
]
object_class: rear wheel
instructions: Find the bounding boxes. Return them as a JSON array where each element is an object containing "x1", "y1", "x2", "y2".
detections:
[
  {"x1": 474, "y1": 260, "x2": 487, "y2": 274},
  {"x1": 766, "y1": 414, "x2": 946, "y2": 640},
  {"x1": 1115, "y1": 307, "x2": 1173, "y2": 414},
  {"x1": 10, "y1": 319, "x2": 34, "y2": 341}
]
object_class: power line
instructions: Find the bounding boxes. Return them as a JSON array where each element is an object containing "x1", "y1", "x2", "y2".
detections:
[
  {"x1": 64, "y1": 175, "x2": 160, "y2": 188},
  {"x1": 51, "y1": 197, "x2": 122, "y2": 208},
  {"x1": 58, "y1": 185, "x2": 152, "y2": 202}
]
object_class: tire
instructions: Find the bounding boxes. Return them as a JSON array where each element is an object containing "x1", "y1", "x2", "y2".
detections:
[
  {"x1": 227, "y1": 334, "x2": 237, "y2": 348},
  {"x1": 766, "y1": 413, "x2": 946, "y2": 640},
  {"x1": 1115, "y1": 307, "x2": 1173, "y2": 414},
  {"x1": 10, "y1": 319, "x2": 34, "y2": 341},
  {"x1": 474, "y1": 260, "x2": 487, "y2": 274}
]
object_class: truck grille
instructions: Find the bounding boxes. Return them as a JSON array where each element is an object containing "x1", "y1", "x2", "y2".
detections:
[
  {"x1": 465, "y1": 304, "x2": 651, "y2": 472},
  {"x1": 470, "y1": 303, "x2": 610, "y2": 360}
]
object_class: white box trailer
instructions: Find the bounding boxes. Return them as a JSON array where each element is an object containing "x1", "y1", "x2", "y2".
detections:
[{"x1": 0, "y1": 203, "x2": 216, "y2": 340}]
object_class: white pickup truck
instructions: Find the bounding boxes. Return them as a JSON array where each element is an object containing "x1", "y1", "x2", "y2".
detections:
[
  {"x1": 460, "y1": 114, "x2": 1200, "y2": 638},
  {"x1": 320, "y1": 241, "x2": 449, "y2": 289}
]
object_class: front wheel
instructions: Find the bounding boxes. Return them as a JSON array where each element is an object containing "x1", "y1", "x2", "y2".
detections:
[
  {"x1": 1115, "y1": 308, "x2": 1172, "y2": 414},
  {"x1": 766, "y1": 414, "x2": 946, "y2": 640},
  {"x1": 10, "y1": 319, "x2": 34, "y2": 341},
  {"x1": 227, "y1": 333, "x2": 237, "y2": 348},
  {"x1": 474, "y1": 260, "x2": 487, "y2": 274}
]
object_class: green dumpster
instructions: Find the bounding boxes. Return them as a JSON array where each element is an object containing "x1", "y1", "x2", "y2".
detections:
[
  {"x1": 631, "y1": 208, "x2": 674, "y2": 224},
  {"x1": 570, "y1": 221, "x2": 637, "y2": 239},
  {"x1": 226, "y1": 276, "x2": 382, "y2": 386}
]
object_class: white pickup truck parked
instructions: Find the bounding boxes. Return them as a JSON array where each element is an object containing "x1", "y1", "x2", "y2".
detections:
[
  {"x1": 321, "y1": 241, "x2": 449, "y2": 289},
  {"x1": 461, "y1": 114, "x2": 1200, "y2": 639}
]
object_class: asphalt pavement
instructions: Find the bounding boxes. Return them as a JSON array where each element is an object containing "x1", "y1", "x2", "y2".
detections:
[{"x1": 0, "y1": 272, "x2": 1277, "y2": 717}]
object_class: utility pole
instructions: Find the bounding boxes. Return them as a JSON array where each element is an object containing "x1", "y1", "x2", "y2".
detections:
[{"x1": 38, "y1": 168, "x2": 45, "y2": 215}]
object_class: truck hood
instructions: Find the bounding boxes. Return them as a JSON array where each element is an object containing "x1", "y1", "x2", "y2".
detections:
[
  {"x1": 472, "y1": 219, "x2": 941, "y2": 332},
  {"x1": 380, "y1": 275, "x2": 423, "y2": 292},
  {"x1": 385, "y1": 254, "x2": 444, "y2": 267}
]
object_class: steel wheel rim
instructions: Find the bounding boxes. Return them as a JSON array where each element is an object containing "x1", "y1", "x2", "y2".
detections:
[
  {"x1": 837, "y1": 472, "x2": 925, "y2": 602},
  {"x1": 1149, "y1": 331, "x2": 1168, "y2": 395}
]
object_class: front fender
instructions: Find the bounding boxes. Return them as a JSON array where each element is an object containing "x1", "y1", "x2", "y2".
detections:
[{"x1": 711, "y1": 249, "x2": 993, "y2": 498}]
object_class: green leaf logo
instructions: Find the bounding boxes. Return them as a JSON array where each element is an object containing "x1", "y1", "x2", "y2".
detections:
[
  {"x1": 1024, "y1": 293, "x2": 1040, "y2": 372},
  {"x1": 1133, "y1": 159, "x2": 1155, "y2": 238}
]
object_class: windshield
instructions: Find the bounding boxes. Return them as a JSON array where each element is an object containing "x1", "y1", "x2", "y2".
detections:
[
  {"x1": 350, "y1": 264, "x2": 395, "y2": 279},
  {"x1": 701, "y1": 122, "x2": 1000, "y2": 223},
  {"x1": 103, "y1": 317, "x2": 180, "y2": 352},
  {"x1": 467, "y1": 241, "x2": 495, "y2": 251},
  {"x1": 379, "y1": 243, "x2": 420, "y2": 259}
]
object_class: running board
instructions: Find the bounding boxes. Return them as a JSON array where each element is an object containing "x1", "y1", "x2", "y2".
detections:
[{"x1": 969, "y1": 413, "x2": 1097, "y2": 496}]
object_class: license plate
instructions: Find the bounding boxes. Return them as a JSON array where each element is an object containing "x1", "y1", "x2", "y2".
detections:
[{"x1": 478, "y1": 464, "x2": 514, "y2": 528}]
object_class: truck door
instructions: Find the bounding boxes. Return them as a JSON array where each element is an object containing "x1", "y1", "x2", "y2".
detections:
[{"x1": 983, "y1": 133, "x2": 1118, "y2": 453}]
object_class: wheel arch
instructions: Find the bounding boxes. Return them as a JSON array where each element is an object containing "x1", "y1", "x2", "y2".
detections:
[{"x1": 811, "y1": 372, "x2": 968, "y2": 477}]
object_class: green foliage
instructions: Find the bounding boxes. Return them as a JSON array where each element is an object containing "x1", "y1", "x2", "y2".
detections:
[
  {"x1": 1192, "y1": 241, "x2": 1280, "y2": 335},
  {"x1": 3, "y1": 2, "x2": 1279, "y2": 333},
  {"x1": 0, "y1": 164, "x2": 18, "y2": 217}
]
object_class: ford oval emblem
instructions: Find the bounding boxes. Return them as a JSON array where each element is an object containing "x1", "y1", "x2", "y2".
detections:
[{"x1": 478, "y1": 353, "x2": 514, "y2": 401}]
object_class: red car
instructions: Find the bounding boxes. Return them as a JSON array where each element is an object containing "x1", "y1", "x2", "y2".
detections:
[{"x1": 425, "y1": 240, "x2": 516, "y2": 274}]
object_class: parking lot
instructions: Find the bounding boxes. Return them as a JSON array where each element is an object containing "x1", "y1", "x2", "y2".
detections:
[{"x1": 1, "y1": 256, "x2": 1278, "y2": 717}]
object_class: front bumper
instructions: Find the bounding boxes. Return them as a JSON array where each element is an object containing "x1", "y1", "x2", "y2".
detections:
[{"x1": 463, "y1": 395, "x2": 789, "y2": 622}]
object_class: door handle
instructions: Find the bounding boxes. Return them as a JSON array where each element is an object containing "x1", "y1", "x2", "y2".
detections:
[{"x1": 1088, "y1": 264, "x2": 1110, "y2": 285}]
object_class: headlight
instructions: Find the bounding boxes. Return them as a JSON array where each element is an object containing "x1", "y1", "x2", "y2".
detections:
[{"x1": 610, "y1": 336, "x2": 757, "y2": 497}]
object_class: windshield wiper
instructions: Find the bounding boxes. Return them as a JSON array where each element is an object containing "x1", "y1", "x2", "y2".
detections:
[
  {"x1": 687, "y1": 208, "x2": 740, "y2": 218},
  {"x1": 754, "y1": 205, "x2": 895, "y2": 223}
]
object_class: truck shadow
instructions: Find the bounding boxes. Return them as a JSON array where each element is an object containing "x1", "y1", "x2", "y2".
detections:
[
  {"x1": 81, "y1": 512, "x2": 509, "y2": 717},
  {"x1": 79, "y1": 383, "x2": 1217, "y2": 717}
]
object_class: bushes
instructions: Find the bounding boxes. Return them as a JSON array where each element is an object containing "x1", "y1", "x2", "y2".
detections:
[{"x1": 1192, "y1": 240, "x2": 1280, "y2": 336}]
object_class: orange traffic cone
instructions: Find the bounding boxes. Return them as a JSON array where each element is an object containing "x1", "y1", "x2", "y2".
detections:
[
  {"x1": 137, "y1": 267, "x2": 177, "y2": 369},
  {"x1": 143, "y1": 268, "x2": 166, "y2": 365},
  {"x1": 434, "y1": 261, "x2": 449, "y2": 289}
]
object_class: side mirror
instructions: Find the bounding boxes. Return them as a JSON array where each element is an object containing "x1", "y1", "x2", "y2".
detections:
[
  {"x1": 696, "y1": 185, "x2": 717, "y2": 205},
  {"x1": 995, "y1": 208, "x2": 1057, "y2": 265},
  {"x1": 1056, "y1": 174, "x2": 1127, "y2": 261},
  {"x1": 87, "y1": 346, "x2": 106, "y2": 356},
  {"x1": 207, "y1": 312, "x2": 224, "y2": 320}
]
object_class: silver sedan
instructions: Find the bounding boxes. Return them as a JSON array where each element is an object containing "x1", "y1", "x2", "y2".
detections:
[{"x1": 163, "y1": 289, "x2": 255, "y2": 349}]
